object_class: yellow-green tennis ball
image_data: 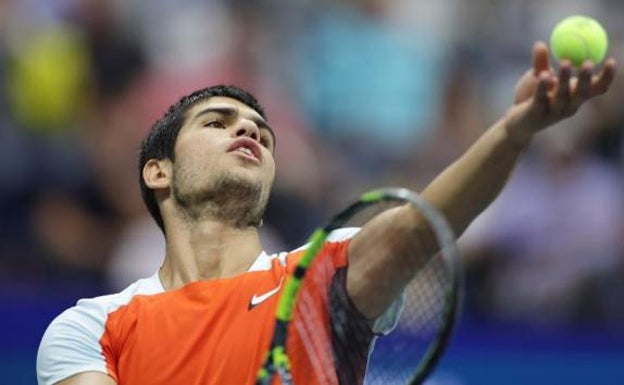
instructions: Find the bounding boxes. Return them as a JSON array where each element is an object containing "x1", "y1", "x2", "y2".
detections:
[{"x1": 550, "y1": 15, "x2": 608, "y2": 67}]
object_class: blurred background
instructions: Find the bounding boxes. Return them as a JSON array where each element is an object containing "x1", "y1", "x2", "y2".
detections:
[{"x1": 1, "y1": 0, "x2": 623, "y2": 384}]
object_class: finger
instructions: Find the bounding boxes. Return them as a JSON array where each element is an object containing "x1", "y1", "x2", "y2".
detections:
[
  {"x1": 532, "y1": 41, "x2": 551, "y2": 76},
  {"x1": 591, "y1": 57, "x2": 617, "y2": 96},
  {"x1": 552, "y1": 60, "x2": 572, "y2": 114},
  {"x1": 571, "y1": 60, "x2": 593, "y2": 107},
  {"x1": 533, "y1": 72, "x2": 552, "y2": 116}
]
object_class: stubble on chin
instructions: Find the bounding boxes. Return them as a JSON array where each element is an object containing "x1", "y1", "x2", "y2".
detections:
[{"x1": 172, "y1": 168, "x2": 269, "y2": 228}]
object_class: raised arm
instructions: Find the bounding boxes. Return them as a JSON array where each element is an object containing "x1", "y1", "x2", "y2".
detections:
[{"x1": 347, "y1": 42, "x2": 617, "y2": 319}]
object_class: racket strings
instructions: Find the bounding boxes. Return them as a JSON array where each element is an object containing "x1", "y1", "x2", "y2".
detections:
[
  {"x1": 361, "y1": 258, "x2": 451, "y2": 384},
  {"x1": 283, "y1": 195, "x2": 458, "y2": 385},
  {"x1": 401, "y1": 258, "x2": 447, "y2": 333},
  {"x1": 328, "y1": 270, "x2": 375, "y2": 385},
  {"x1": 347, "y1": 201, "x2": 454, "y2": 385},
  {"x1": 287, "y1": 247, "x2": 375, "y2": 385},
  {"x1": 294, "y1": 288, "x2": 335, "y2": 385}
]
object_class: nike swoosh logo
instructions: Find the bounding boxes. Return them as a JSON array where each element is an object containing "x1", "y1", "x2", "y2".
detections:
[{"x1": 248, "y1": 277, "x2": 284, "y2": 310}]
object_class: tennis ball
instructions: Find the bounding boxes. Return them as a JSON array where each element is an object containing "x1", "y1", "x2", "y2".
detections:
[{"x1": 550, "y1": 15, "x2": 608, "y2": 67}]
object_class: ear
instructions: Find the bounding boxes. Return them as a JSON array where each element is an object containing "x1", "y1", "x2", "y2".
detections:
[{"x1": 143, "y1": 159, "x2": 172, "y2": 190}]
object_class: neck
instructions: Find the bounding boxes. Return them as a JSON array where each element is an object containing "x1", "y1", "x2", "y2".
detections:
[{"x1": 159, "y1": 218, "x2": 263, "y2": 291}]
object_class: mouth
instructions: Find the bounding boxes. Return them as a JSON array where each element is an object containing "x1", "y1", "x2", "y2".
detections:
[{"x1": 227, "y1": 137, "x2": 262, "y2": 163}]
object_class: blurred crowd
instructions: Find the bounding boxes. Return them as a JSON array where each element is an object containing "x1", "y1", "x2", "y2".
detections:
[{"x1": 1, "y1": 0, "x2": 623, "y2": 330}]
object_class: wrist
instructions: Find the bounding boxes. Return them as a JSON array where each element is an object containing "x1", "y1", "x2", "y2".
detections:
[{"x1": 501, "y1": 109, "x2": 535, "y2": 151}]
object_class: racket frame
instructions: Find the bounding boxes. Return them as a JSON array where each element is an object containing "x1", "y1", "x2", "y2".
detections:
[{"x1": 256, "y1": 187, "x2": 463, "y2": 385}]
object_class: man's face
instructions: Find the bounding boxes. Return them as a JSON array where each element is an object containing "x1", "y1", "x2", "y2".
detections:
[{"x1": 170, "y1": 96, "x2": 276, "y2": 227}]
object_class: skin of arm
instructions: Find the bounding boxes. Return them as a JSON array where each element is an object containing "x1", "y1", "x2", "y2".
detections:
[
  {"x1": 347, "y1": 42, "x2": 617, "y2": 319},
  {"x1": 55, "y1": 372, "x2": 116, "y2": 385}
]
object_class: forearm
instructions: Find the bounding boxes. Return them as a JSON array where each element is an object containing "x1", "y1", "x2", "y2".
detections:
[
  {"x1": 347, "y1": 42, "x2": 616, "y2": 320},
  {"x1": 421, "y1": 116, "x2": 531, "y2": 237}
]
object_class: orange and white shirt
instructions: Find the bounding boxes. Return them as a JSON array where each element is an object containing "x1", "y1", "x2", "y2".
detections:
[{"x1": 37, "y1": 228, "x2": 402, "y2": 385}]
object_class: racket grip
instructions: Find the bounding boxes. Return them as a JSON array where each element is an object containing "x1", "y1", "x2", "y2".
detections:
[
  {"x1": 255, "y1": 367, "x2": 271, "y2": 385},
  {"x1": 256, "y1": 352, "x2": 273, "y2": 385},
  {"x1": 277, "y1": 366, "x2": 293, "y2": 385}
]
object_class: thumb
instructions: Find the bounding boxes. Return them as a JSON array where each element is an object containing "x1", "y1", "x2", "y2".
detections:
[{"x1": 532, "y1": 41, "x2": 551, "y2": 75}]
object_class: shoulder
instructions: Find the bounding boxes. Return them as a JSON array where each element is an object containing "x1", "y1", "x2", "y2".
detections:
[
  {"x1": 52, "y1": 274, "x2": 163, "y2": 334},
  {"x1": 37, "y1": 274, "x2": 163, "y2": 385},
  {"x1": 248, "y1": 228, "x2": 359, "y2": 272},
  {"x1": 76, "y1": 273, "x2": 163, "y2": 318},
  {"x1": 326, "y1": 227, "x2": 360, "y2": 242},
  {"x1": 289, "y1": 227, "x2": 361, "y2": 271},
  {"x1": 291, "y1": 227, "x2": 360, "y2": 253}
]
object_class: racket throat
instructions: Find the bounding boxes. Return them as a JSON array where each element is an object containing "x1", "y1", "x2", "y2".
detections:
[{"x1": 257, "y1": 320, "x2": 293, "y2": 385}]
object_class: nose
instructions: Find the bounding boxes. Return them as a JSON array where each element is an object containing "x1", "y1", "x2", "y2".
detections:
[{"x1": 235, "y1": 119, "x2": 260, "y2": 142}]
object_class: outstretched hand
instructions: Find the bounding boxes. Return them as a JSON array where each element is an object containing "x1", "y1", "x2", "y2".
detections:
[{"x1": 505, "y1": 41, "x2": 616, "y2": 144}]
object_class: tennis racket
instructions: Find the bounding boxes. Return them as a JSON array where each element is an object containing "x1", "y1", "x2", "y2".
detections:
[{"x1": 256, "y1": 187, "x2": 463, "y2": 385}]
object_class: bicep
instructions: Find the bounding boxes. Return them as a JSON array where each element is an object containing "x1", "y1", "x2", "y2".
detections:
[
  {"x1": 56, "y1": 372, "x2": 116, "y2": 385},
  {"x1": 346, "y1": 204, "x2": 434, "y2": 319}
]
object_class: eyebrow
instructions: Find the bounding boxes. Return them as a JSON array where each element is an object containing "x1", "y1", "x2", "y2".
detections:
[{"x1": 192, "y1": 106, "x2": 276, "y2": 145}]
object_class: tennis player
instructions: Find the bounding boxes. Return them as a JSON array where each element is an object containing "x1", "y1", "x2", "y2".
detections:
[{"x1": 37, "y1": 42, "x2": 615, "y2": 385}]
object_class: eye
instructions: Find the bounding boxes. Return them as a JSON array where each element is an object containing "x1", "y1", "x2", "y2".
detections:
[{"x1": 204, "y1": 120, "x2": 225, "y2": 129}]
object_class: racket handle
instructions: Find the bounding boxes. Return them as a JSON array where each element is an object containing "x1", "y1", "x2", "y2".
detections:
[
  {"x1": 255, "y1": 369, "x2": 271, "y2": 385},
  {"x1": 255, "y1": 368, "x2": 291, "y2": 385},
  {"x1": 256, "y1": 355, "x2": 272, "y2": 385},
  {"x1": 277, "y1": 366, "x2": 293, "y2": 385}
]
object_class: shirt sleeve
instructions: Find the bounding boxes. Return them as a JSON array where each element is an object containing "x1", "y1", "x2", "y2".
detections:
[
  {"x1": 37, "y1": 303, "x2": 111, "y2": 385},
  {"x1": 370, "y1": 290, "x2": 405, "y2": 335}
]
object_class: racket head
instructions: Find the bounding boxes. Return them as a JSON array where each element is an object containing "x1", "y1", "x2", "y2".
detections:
[
  {"x1": 258, "y1": 187, "x2": 463, "y2": 385},
  {"x1": 362, "y1": 188, "x2": 463, "y2": 385}
]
